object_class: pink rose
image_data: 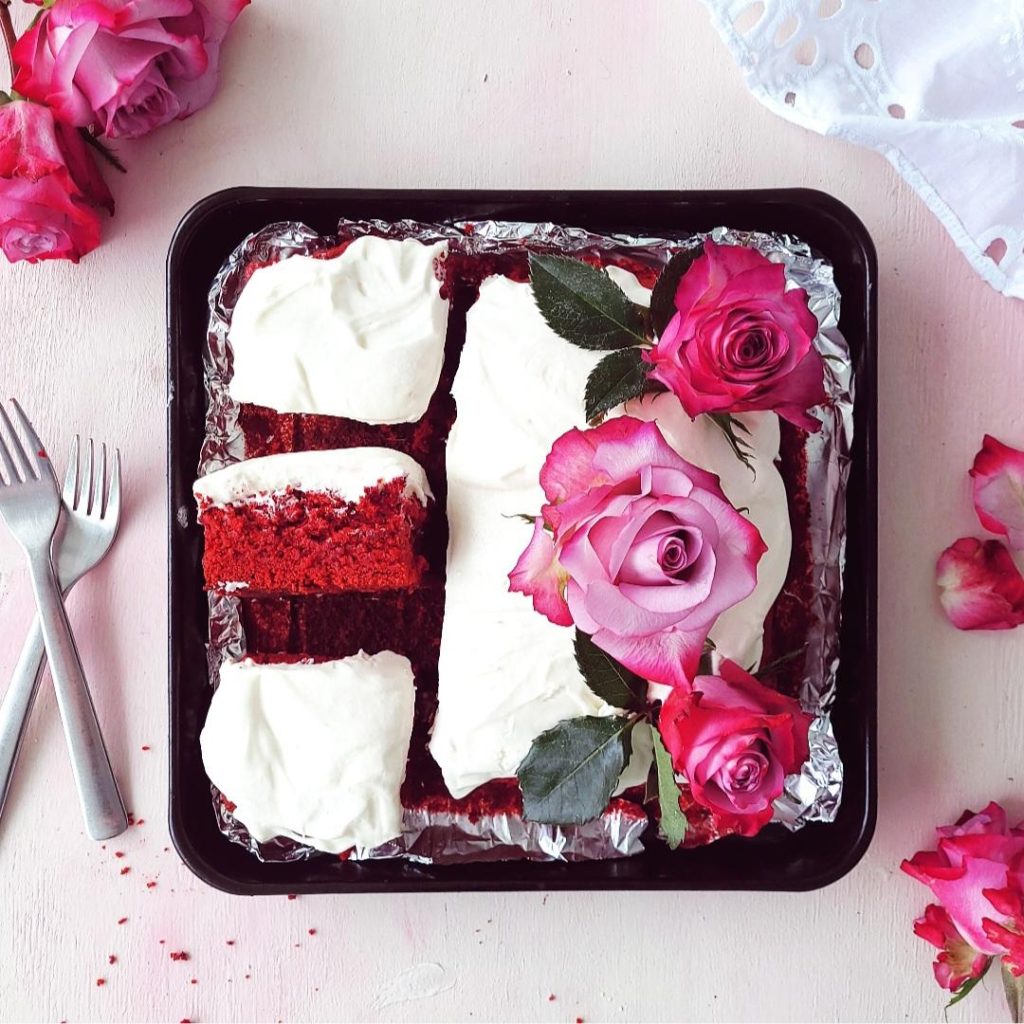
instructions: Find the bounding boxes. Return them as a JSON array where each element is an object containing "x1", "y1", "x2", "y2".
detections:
[
  {"x1": 509, "y1": 417, "x2": 765, "y2": 688},
  {"x1": 913, "y1": 904, "x2": 991, "y2": 992},
  {"x1": 936, "y1": 537, "x2": 1024, "y2": 630},
  {"x1": 971, "y1": 435, "x2": 1024, "y2": 551},
  {"x1": 902, "y1": 802, "x2": 1024, "y2": 955},
  {"x1": 657, "y1": 658, "x2": 812, "y2": 837},
  {"x1": 14, "y1": 0, "x2": 249, "y2": 140},
  {"x1": 0, "y1": 100, "x2": 113, "y2": 263},
  {"x1": 645, "y1": 240, "x2": 827, "y2": 431}
]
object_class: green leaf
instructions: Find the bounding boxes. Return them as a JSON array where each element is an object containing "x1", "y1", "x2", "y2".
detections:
[
  {"x1": 529, "y1": 252, "x2": 647, "y2": 351},
  {"x1": 584, "y1": 347, "x2": 650, "y2": 424},
  {"x1": 574, "y1": 629, "x2": 647, "y2": 712},
  {"x1": 944, "y1": 958, "x2": 992, "y2": 1016},
  {"x1": 707, "y1": 412, "x2": 757, "y2": 477},
  {"x1": 518, "y1": 716, "x2": 634, "y2": 825},
  {"x1": 649, "y1": 248, "x2": 701, "y2": 338},
  {"x1": 651, "y1": 728, "x2": 688, "y2": 849}
]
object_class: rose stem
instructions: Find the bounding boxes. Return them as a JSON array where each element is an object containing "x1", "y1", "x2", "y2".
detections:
[{"x1": 0, "y1": 2, "x2": 15, "y2": 90}]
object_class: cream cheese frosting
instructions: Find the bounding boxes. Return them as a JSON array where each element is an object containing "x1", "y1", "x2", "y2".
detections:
[
  {"x1": 227, "y1": 236, "x2": 449, "y2": 424},
  {"x1": 193, "y1": 447, "x2": 432, "y2": 509},
  {"x1": 200, "y1": 652, "x2": 416, "y2": 854},
  {"x1": 429, "y1": 271, "x2": 792, "y2": 800}
]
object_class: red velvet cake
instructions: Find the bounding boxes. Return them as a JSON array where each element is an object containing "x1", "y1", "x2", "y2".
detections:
[{"x1": 194, "y1": 447, "x2": 432, "y2": 595}]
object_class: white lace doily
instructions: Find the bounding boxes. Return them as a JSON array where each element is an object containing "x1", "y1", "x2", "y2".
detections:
[{"x1": 701, "y1": 0, "x2": 1024, "y2": 300}]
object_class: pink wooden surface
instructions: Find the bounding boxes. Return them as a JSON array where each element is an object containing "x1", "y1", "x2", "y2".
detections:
[{"x1": 1, "y1": 2, "x2": 1023, "y2": 1020}]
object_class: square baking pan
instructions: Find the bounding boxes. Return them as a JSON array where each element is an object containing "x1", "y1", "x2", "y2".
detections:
[{"x1": 167, "y1": 188, "x2": 877, "y2": 894}]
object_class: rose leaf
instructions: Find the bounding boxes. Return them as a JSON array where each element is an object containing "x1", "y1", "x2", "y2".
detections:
[
  {"x1": 651, "y1": 727, "x2": 688, "y2": 850},
  {"x1": 649, "y1": 248, "x2": 701, "y2": 338},
  {"x1": 584, "y1": 348, "x2": 650, "y2": 424},
  {"x1": 574, "y1": 629, "x2": 647, "y2": 712},
  {"x1": 529, "y1": 252, "x2": 647, "y2": 350},
  {"x1": 518, "y1": 715, "x2": 633, "y2": 825}
]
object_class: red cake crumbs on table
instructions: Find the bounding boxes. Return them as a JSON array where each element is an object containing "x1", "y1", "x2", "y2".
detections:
[
  {"x1": 95, "y1": 978, "x2": 106, "y2": 987},
  {"x1": 108, "y1": 955, "x2": 116, "y2": 965},
  {"x1": 198, "y1": 478, "x2": 428, "y2": 595},
  {"x1": 119, "y1": 866, "x2": 130, "y2": 876},
  {"x1": 170, "y1": 951, "x2": 190, "y2": 962},
  {"x1": 117, "y1": 917, "x2": 127, "y2": 925}
]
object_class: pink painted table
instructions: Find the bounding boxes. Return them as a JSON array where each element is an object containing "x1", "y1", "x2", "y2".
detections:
[{"x1": 1, "y1": 2, "x2": 1023, "y2": 1021}]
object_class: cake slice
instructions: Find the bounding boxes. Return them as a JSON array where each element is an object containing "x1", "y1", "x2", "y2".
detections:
[
  {"x1": 194, "y1": 447, "x2": 432, "y2": 594},
  {"x1": 228, "y1": 236, "x2": 449, "y2": 424},
  {"x1": 200, "y1": 652, "x2": 416, "y2": 854}
]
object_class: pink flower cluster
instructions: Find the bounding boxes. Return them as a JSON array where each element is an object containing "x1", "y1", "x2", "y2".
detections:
[
  {"x1": 903, "y1": 803, "x2": 1024, "y2": 994},
  {"x1": 936, "y1": 436, "x2": 1024, "y2": 630},
  {"x1": 0, "y1": 0, "x2": 248, "y2": 263},
  {"x1": 509, "y1": 415, "x2": 813, "y2": 837}
]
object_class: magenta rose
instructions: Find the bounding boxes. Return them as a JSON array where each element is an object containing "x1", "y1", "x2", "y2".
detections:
[
  {"x1": 656, "y1": 658, "x2": 812, "y2": 837},
  {"x1": 645, "y1": 240, "x2": 827, "y2": 431},
  {"x1": 0, "y1": 100, "x2": 114, "y2": 264},
  {"x1": 14, "y1": 0, "x2": 249, "y2": 140},
  {"x1": 902, "y1": 803, "x2": 1024, "y2": 955},
  {"x1": 913, "y1": 904, "x2": 991, "y2": 992},
  {"x1": 508, "y1": 417, "x2": 766, "y2": 689},
  {"x1": 936, "y1": 537, "x2": 1024, "y2": 631}
]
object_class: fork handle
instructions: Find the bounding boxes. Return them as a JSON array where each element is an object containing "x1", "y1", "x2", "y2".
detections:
[
  {"x1": 25, "y1": 553, "x2": 127, "y2": 841},
  {"x1": 0, "y1": 613, "x2": 47, "y2": 824}
]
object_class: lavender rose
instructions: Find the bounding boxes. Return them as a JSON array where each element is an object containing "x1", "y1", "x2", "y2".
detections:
[{"x1": 509, "y1": 417, "x2": 766, "y2": 689}]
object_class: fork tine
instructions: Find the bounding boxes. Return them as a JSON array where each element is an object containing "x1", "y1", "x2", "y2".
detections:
[
  {"x1": 62, "y1": 436, "x2": 81, "y2": 509},
  {"x1": 8, "y1": 399, "x2": 51, "y2": 482},
  {"x1": 90, "y1": 442, "x2": 107, "y2": 517},
  {"x1": 106, "y1": 448, "x2": 121, "y2": 522},
  {"x1": 83, "y1": 438, "x2": 94, "y2": 514},
  {"x1": 0, "y1": 424, "x2": 17, "y2": 484},
  {"x1": 0, "y1": 404, "x2": 31, "y2": 480}
]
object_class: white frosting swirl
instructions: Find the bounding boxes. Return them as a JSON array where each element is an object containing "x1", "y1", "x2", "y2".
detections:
[
  {"x1": 227, "y1": 236, "x2": 449, "y2": 424},
  {"x1": 200, "y1": 652, "x2": 415, "y2": 853}
]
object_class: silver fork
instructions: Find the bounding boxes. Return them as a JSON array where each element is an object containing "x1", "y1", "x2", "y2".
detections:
[
  {"x1": 0, "y1": 437, "x2": 125, "y2": 834},
  {"x1": 0, "y1": 402, "x2": 126, "y2": 840}
]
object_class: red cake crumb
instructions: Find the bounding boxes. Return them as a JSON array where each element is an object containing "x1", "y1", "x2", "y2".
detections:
[
  {"x1": 96, "y1": 979, "x2": 106, "y2": 987},
  {"x1": 117, "y1": 917, "x2": 127, "y2": 925},
  {"x1": 286, "y1": 894, "x2": 297, "y2": 901},
  {"x1": 119, "y1": 866, "x2": 130, "y2": 876},
  {"x1": 146, "y1": 881, "x2": 157, "y2": 889},
  {"x1": 226, "y1": 940, "x2": 235, "y2": 946},
  {"x1": 141, "y1": 745, "x2": 151, "y2": 751},
  {"x1": 307, "y1": 929, "x2": 316, "y2": 936},
  {"x1": 170, "y1": 951, "x2": 190, "y2": 962},
  {"x1": 114, "y1": 851, "x2": 124, "y2": 858},
  {"x1": 198, "y1": 478, "x2": 428, "y2": 595},
  {"x1": 108, "y1": 955, "x2": 117, "y2": 965}
]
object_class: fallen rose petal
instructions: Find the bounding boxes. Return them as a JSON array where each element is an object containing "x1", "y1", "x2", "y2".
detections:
[
  {"x1": 936, "y1": 537, "x2": 1024, "y2": 630},
  {"x1": 971, "y1": 435, "x2": 1024, "y2": 550}
]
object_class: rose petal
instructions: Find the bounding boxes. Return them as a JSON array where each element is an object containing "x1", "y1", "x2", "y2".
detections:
[
  {"x1": 970, "y1": 435, "x2": 1024, "y2": 550},
  {"x1": 507, "y1": 519, "x2": 572, "y2": 627},
  {"x1": 936, "y1": 537, "x2": 1024, "y2": 630}
]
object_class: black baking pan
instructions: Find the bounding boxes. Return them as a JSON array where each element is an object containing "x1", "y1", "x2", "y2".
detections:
[{"x1": 167, "y1": 188, "x2": 877, "y2": 894}]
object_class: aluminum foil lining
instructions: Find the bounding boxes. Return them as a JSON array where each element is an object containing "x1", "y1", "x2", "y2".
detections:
[{"x1": 197, "y1": 215, "x2": 853, "y2": 861}]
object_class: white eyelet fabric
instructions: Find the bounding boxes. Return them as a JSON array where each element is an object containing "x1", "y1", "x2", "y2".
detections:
[{"x1": 701, "y1": 0, "x2": 1024, "y2": 300}]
